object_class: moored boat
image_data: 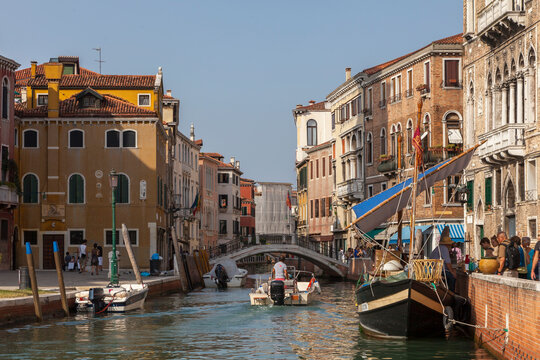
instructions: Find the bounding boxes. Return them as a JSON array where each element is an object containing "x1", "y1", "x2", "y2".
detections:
[
  {"x1": 75, "y1": 283, "x2": 149, "y2": 313},
  {"x1": 203, "y1": 259, "x2": 248, "y2": 288}
]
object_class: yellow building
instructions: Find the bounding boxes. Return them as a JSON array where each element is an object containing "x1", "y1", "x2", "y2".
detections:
[{"x1": 14, "y1": 59, "x2": 169, "y2": 270}]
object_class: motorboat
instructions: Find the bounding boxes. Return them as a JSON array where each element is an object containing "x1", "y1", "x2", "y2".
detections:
[
  {"x1": 203, "y1": 259, "x2": 248, "y2": 289},
  {"x1": 75, "y1": 283, "x2": 148, "y2": 313},
  {"x1": 249, "y1": 268, "x2": 321, "y2": 306}
]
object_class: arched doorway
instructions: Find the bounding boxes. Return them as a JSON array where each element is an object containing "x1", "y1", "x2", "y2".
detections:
[{"x1": 505, "y1": 180, "x2": 516, "y2": 236}]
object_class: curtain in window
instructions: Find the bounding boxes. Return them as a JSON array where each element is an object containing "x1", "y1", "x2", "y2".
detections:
[
  {"x1": 23, "y1": 174, "x2": 38, "y2": 203},
  {"x1": 69, "y1": 174, "x2": 84, "y2": 203}
]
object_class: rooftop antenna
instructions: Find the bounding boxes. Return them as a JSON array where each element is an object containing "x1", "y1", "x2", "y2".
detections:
[{"x1": 93, "y1": 47, "x2": 105, "y2": 74}]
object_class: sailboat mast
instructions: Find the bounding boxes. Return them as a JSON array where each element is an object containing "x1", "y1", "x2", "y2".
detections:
[{"x1": 409, "y1": 99, "x2": 423, "y2": 265}]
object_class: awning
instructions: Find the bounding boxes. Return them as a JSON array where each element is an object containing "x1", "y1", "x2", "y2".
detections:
[
  {"x1": 448, "y1": 129, "x2": 463, "y2": 144},
  {"x1": 350, "y1": 144, "x2": 479, "y2": 233},
  {"x1": 374, "y1": 225, "x2": 398, "y2": 241},
  {"x1": 436, "y1": 224, "x2": 465, "y2": 242},
  {"x1": 363, "y1": 228, "x2": 384, "y2": 239},
  {"x1": 389, "y1": 225, "x2": 432, "y2": 244}
]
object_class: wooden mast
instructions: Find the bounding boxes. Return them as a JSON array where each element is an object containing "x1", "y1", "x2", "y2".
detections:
[
  {"x1": 397, "y1": 134, "x2": 403, "y2": 252},
  {"x1": 409, "y1": 99, "x2": 423, "y2": 266}
]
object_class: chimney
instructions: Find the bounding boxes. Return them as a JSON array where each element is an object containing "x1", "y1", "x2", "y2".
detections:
[
  {"x1": 43, "y1": 62, "x2": 64, "y2": 118},
  {"x1": 345, "y1": 67, "x2": 351, "y2": 81},
  {"x1": 296, "y1": 104, "x2": 303, "y2": 108},
  {"x1": 30, "y1": 61, "x2": 37, "y2": 79},
  {"x1": 230, "y1": 156, "x2": 236, "y2": 165},
  {"x1": 190, "y1": 123, "x2": 195, "y2": 141},
  {"x1": 235, "y1": 161, "x2": 240, "y2": 169},
  {"x1": 166, "y1": 89, "x2": 172, "y2": 97},
  {"x1": 309, "y1": 100, "x2": 315, "y2": 105}
]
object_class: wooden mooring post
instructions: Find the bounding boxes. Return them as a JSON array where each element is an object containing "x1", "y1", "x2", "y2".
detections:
[
  {"x1": 25, "y1": 243, "x2": 42, "y2": 321},
  {"x1": 122, "y1": 224, "x2": 143, "y2": 285},
  {"x1": 53, "y1": 241, "x2": 69, "y2": 317}
]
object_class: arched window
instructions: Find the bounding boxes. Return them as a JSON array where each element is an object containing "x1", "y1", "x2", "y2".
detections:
[
  {"x1": 529, "y1": 48, "x2": 536, "y2": 66},
  {"x1": 307, "y1": 119, "x2": 317, "y2": 146},
  {"x1": 445, "y1": 112, "x2": 462, "y2": 146},
  {"x1": 366, "y1": 132, "x2": 373, "y2": 164},
  {"x1": 519, "y1": 54, "x2": 525, "y2": 68},
  {"x1": 380, "y1": 128, "x2": 387, "y2": 155},
  {"x1": 69, "y1": 129, "x2": 84, "y2": 148},
  {"x1": 351, "y1": 134, "x2": 357, "y2": 150},
  {"x1": 23, "y1": 129, "x2": 38, "y2": 148},
  {"x1": 114, "y1": 174, "x2": 129, "y2": 203},
  {"x1": 106, "y1": 130, "x2": 120, "y2": 148},
  {"x1": 511, "y1": 59, "x2": 516, "y2": 74},
  {"x1": 422, "y1": 114, "x2": 431, "y2": 150},
  {"x1": 68, "y1": 174, "x2": 85, "y2": 204},
  {"x1": 2, "y1": 78, "x2": 8, "y2": 119},
  {"x1": 23, "y1": 174, "x2": 38, "y2": 203},
  {"x1": 390, "y1": 125, "x2": 397, "y2": 156},
  {"x1": 122, "y1": 130, "x2": 136, "y2": 148},
  {"x1": 407, "y1": 119, "x2": 413, "y2": 153}
]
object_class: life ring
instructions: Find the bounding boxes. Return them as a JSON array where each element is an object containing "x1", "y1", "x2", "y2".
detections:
[{"x1": 443, "y1": 306, "x2": 454, "y2": 330}]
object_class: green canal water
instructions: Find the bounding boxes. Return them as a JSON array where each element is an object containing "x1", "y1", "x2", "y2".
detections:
[{"x1": 0, "y1": 281, "x2": 493, "y2": 359}]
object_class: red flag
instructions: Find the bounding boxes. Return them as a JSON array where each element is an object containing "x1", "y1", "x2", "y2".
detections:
[
  {"x1": 412, "y1": 127, "x2": 423, "y2": 166},
  {"x1": 286, "y1": 192, "x2": 291, "y2": 210}
]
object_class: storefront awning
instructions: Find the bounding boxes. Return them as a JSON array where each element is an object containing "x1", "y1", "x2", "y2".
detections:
[
  {"x1": 436, "y1": 224, "x2": 464, "y2": 242},
  {"x1": 389, "y1": 225, "x2": 432, "y2": 244}
]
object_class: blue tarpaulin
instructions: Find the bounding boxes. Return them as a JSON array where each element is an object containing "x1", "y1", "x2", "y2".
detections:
[{"x1": 389, "y1": 225, "x2": 432, "y2": 244}]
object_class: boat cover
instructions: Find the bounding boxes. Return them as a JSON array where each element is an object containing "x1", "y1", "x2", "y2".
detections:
[
  {"x1": 206, "y1": 259, "x2": 243, "y2": 280},
  {"x1": 351, "y1": 145, "x2": 478, "y2": 233}
]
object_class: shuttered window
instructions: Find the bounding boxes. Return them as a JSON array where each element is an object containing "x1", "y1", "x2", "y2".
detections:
[
  {"x1": 114, "y1": 174, "x2": 129, "y2": 203},
  {"x1": 485, "y1": 177, "x2": 492, "y2": 206},
  {"x1": 68, "y1": 174, "x2": 84, "y2": 204},
  {"x1": 23, "y1": 174, "x2": 38, "y2": 203},
  {"x1": 466, "y1": 180, "x2": 474, "y2": 210},
  {"x1": 444, "y1": 60, "x2": 460, "y2": 87}
]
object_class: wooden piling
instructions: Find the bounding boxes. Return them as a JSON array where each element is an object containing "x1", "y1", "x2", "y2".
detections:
[
  {"x1": 52, "y1": 241, "x2": 69, "y2": 317},
  {"x1": 122, "y1": 224, "x2": 143, "y2": 285},
  {"x1": 171, "y1": 227, "x2": 189, "y2": 292},
  {"x1": 25, "y1": 243, "x2": 42, "y2": 321}
]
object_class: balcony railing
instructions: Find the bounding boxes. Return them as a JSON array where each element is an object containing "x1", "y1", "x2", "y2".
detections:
[
  {"x1": 390, "y1": 93, "x2": 402, "y2": 104},
  {"x1": 477, "y1": 123, "x2": 526, "y2": 163},
  {"x1": 0, "y1": 185, "x2": 18, "y2": 206},
  {"x1": 405, "y1": 89, "x2": 414, "y2": 97},
  {"x1": 377, "y1": 156, "x2": 403, "y2": 174},
  {"x1": 337, "y1": 178, "x2": 364, "y2": 200},
  {"x1": 478, "y1": 0, "x2": 524, "y2": 33}
]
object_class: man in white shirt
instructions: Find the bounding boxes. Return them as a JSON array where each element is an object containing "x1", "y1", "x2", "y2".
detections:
[
  {"x1": 79, "y1": 240, "x2": 87, "y2": 273},
  {"x1": 272, "y1": 255, "x2": 288, "y2": 281}
]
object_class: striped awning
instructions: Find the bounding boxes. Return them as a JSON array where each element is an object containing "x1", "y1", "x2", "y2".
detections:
[
  {"x1": 389, "y1": 225, "x2": 432, "y2": 244},
  {"x1": 436, "y1": 224, "x2": 465, "y2": 242}
]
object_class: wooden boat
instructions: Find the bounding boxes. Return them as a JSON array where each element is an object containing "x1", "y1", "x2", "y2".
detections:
[
  {"x1": 75, "y1": 283, "x2": 149, "y2": 313},
  {"x1": 348, "y1": 100, "x2": 480, "y2": 338},
  {"x1": 249, "y1": 269, "x2": 321, "y2": 306}
]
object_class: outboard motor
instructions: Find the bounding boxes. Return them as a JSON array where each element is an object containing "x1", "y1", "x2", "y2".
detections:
[
  {"x1": 88, "y1": 288, "x2": 106, "y2": 314},
  {"x1": 270, "y1": 280, "x2": 285, "y2": 305},
  {"x1": 214, "y1": 264, "x2": 228, "y2": 289}
]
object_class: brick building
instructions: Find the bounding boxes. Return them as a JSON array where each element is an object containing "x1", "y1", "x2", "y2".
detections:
[
  {"x1": 240, "y1": 178, "x2": 256, "y2": 239},
  {"x1": 198, "y1": 153, "x2": 219, "y2": 249},
  {"x1": 462, "y1": 0, "x2": 539, "y2": 258}
]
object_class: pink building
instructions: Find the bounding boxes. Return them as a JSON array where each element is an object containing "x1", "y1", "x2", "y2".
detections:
[
  {"x1": 306, "y1": 141, "x2": 333, "y2": 255},
  {"x1": 0, "y1": 55, "x2": 20, "y2": 270},
  {"x1": 199, "y1": 153, "x2": 220, "y2": 249}
]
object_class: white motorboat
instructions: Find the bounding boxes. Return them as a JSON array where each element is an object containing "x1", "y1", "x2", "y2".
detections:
[
  {"x1": 75, "y1": 283, "x2": 148, "y2": 313},
  {"x1": 203, "y1": 259, "x2": 248, "y2": 288},
  {"x1": 249, "y1": 269, "x2": 321, "y2": 306}
]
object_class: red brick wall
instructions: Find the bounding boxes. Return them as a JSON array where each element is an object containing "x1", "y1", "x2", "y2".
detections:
[{"x1": 466, "y1": 274, "x2": 539, "y2": 360}]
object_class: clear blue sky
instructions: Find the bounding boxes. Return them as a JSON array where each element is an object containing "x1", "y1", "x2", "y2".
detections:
[{"x1": 1, "y1": 1, "x2": 462, "y2": 185}]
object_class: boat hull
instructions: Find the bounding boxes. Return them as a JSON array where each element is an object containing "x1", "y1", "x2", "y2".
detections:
[
  {"x1": 249, "y1": 281, "x2": 320, "y2": 306},
  {"x1": 203, "y1": 271, "x2": 248, "y2": 288},
  {"x1": 75, "y1": 285, "x2": 149, "y2": 313},
  {"x1": 356, "y1": 279, "x2": 454, "y2": 338}
]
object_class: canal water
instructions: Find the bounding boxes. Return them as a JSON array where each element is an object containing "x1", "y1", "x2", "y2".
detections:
[{"x1": 0, "y1": 280, "x2": 493, "y2": 359}]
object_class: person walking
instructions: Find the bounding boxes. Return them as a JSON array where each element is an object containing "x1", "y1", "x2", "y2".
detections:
[
  {"x1": 531, "y1": 237, "x2": 540, "y2": 281},
  {"x1": 64, "y1": 252, "x2": 72, "y2": 271},
  {"x1": 79, "y1": 240, "x2": 88, "y2": 273},
  {"x1": 518, "y1": 237, "x2": 532, "y2": 279},
  {"x1": 496, "y1": 232, "x2": 519, "y2": 278},
  {"x1": 97, "y1": 243, "x2": 104, "y2": 272},
  {"x1": 90, "y1": 243, "x2": 99, "y2": 275}
]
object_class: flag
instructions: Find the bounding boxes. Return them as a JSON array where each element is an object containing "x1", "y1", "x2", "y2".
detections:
[
  {"x1": 412, "y1": 127, "x2": 423, "y2": 166},
  {"x1": 190, "y1": 192, "x2": 200, "y2": 215},
  {"x1": 286, "y1": 191, "x2": 291, "y2": 210}
]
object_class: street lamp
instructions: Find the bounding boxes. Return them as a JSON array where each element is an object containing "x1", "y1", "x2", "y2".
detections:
[{"x1": 109, "y1": 169, "x2": 119, "y2": 285}]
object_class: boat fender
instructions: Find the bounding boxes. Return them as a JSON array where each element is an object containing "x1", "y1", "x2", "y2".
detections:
[
  {"x1": 443, "y1": 306, "x2": 454, "y2": 330},
  {"x1": 306, "y1": 277, "x2": 316, "y2": 290}
]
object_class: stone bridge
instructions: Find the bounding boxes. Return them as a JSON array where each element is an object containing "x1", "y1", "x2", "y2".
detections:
[{"x1": 209, "y1": 237, "x2": 348, "y2": 278}]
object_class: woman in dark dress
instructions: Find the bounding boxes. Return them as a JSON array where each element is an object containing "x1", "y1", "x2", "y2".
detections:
[{"x1": 91, "y1": 243, "x2": 99, "y2": 275}]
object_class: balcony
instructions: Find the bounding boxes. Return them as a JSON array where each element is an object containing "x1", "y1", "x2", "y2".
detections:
[
  {"x1": 377, "y1": 156, "x2": 404, "y2": 175},
  {"x1": 0, "y1": 185, "x2": 18, "y2": 208},
  {"x1": 477, "y1": 123, "x2": 526, "y2": 164},
  {"x1": 337, "y1": 178, "x2": 364, "y2": 201},
  {"x1": 477, "y1": 0, "x2": 526, "y2": 48}
]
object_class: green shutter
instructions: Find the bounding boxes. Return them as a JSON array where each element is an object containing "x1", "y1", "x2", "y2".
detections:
[
  {"x1": 23, "y1": 175, "x2": 38, "y2": 203},
  {"x1": 466, "y1": 180, "x2": 474, "y2": 210},
  {"x1": 115, "y1": 175, "x2": 129, "y2": 203},
  {"x1": 69, "y1": 175, "x2": 84, "y2": 203},
  {"x1": 485, "y1": 177, "x2": 492, "y2": 206}
]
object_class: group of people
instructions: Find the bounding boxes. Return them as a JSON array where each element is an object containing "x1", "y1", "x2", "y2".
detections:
[
  {"x1": 63, "y1": 240, "x2": 104, "y2": 275},
  {"x1": 339, "y1": 246, "x2": 372, "y2": 263},
  {"x1": 479, "y1": 232, "x2": 539, "y2": 280}
]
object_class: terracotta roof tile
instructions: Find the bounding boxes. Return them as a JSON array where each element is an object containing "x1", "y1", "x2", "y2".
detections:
[
  {"x1": 16, "y1": 65, "x2": 98, "y2": 86},
  {"x1": 194, "y1": 139, "x2": 203, "y2": 146},
  {"x1": 295, "y1": 101, "x2": 326, "y2": 111},
  {"x1": 201, "y1": 152, "x2": 223, "y2": 159},
  {"x1": 15, "y1": 92, "x2": 157, "y2": 118},
  {"x1": 363, "y1": 34, "x2": 463, "y2": 75},
  {"x1": 25, "y1": 74, "x2": 155, "y2": 89},
  {"x1": 163, "y1": 94, "x2": 175, "y2": 99}
]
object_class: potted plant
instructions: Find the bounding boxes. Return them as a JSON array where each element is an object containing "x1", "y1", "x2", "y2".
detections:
[{"x1": 379, "y1": 154, "x2": 392, "y2": 162}]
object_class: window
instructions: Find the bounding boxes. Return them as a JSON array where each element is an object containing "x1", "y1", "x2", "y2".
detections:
[
  {"x1": 310, "y1": 200, "x2": 314, "y2": 218},
  {"x1": 114, "y1": 174, "x2": 129, "y2": 203},
  {"x1": 307, "y1": 119, "x2": 317, "y2": 146},
  {"x1": 310, "y1": 161, "x2": 313, "y2": 180},
  {"x1": 68, "y1": 174, "x2": 84, "y2": 204},
  {"x1": 356, "y1": 95, "x2": 362, "y2": 114},
  {"x1": 331, "y1": 112, "x2": 335, "y2": 130},
  {"x1": 368, "y1": 185, "x2": 373, "y2": 198},
  {"x1": 426, "y1": 186, "x2": 432, "y2": 205},
  {"x1": 23, "y1": 130, "x2": 38, "y2": 148},
  {"x1": 495, "y1": 169, "x2": 502, "y2": 205},
  {"x1": 218, "y1": 173, "x2": 229, "y2": 183},
  {"x1": 406, "y1": 119, "x2": 413, "y2": 153},
  {"x1": 138, "y1": 94, "x2": 151, "y2": 106},
  {"x1": 381, "y1": 183, "x2": 387, "y2": 191},
  {"x1": 14, "y1": 128, "x2": 18, "y2": 147},
  {"x1": 37, "y1": 94, "x2": 48, "y2": 106},
  {"x1": 366, "y1": 132, "x2": 373, "y2": 164},
  {"x1": 327, "y1": 197, "x2": 332, "y2": 217},
  {"x1": 315, "y1": 199, "x2": 319, "y2": 218},
  {"x1": 23, "y1": 174, "x2": 38, "y2": 203},
  {"x1": 366, "y1": 88, "x2": 373, "y2": 114},
  {"x1": 106, "y1": 130, "x2": 120, "y2": 148},
  {"x1": 446, "y1": 113, "x2": 462, "y2": 146},
  {"x1": 2, "y1": 78, "x2": 8, "y2": 119},
  {"x1": 322, "y1": 157, "x2": 326, "y2": 177},
  {"x1": 69, "y1": 130, "x2": 84, "y2": 148},
  {"x1": 242, "y1": 206, "x2": 247, "y2": 216},
  {"x1": 1, "y1": 146, "x2": 8, "y2": 182},
  {"x1": 424, "y1": 61, "x2": 431, "y2": 92},
  {"x1": 422, "y1": 114, "x2": 431, "y2": 150},
  {"x1": 122, "y1": 130, "x2": 136, "y2": 148},
  {"x1": 380, "y1": 128, "x2": 387, "y2": 155},
  {"x1": 219, "y1": 194, "x2": 228, "y2": 208},
  {"x1": 446, "y1": 175, "x2": 461, "y2": 203},
  {"x1": 23, "y1": 230, "x2": 38, "y2": 245},
  {"x1": 528, "y1": 218, "x2": 537, "y2": 238},
  {"x1": 316, "y1": 159, "x2": 319, "y2": 178},
  {"x1": 329, "y1": 156, "x2": 332, "y2": 175},
  {"x1": 321, "y1": 198, "x2": 326, "y2": 217},
  {"x1": 233, "y1": 220, "x2": 240, "y2": 235},
  {"x1": 219, "y1": 220, "x2": 227, "y2": 234},
  {"x1": 526, "y1": 160, "x2": 537, "y2": 200},
  {"x1": 485, "y1": 177, "x2": 493, "y2": 207},
  {"x1": 69, "y1": 230, "x2": 85, "y2": 245},
  {"x1": 406, "y1": 69, "x2": 413, "y2": 97},
  {"x1": 444, "y1": 59, "x2": 460, "y2": 87},
  {"x1": 81, "y1": 95, "x2": 100, "y2": 108},
  {"x1": 106, "y1": 229, "x2": 137, "y2": 246},
  {"x1": 466, "y1": 180, "x2": 474, "y2": 210},
  {"x1": 380, "y1": 81, "x2": 386, "y2": 107}
]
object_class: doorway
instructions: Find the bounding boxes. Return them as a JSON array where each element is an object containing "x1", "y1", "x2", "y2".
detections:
[
  {"x1": 506, "y1": 216, "x2": 516, "y2": 237},
  {"x1": 43, "y1": 234, "x2": 64, "y2": 269}
]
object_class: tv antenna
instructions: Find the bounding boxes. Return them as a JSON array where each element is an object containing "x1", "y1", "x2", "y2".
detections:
[{"x1": 93, "y1": 47, "x2": 105, "y2": 74}]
